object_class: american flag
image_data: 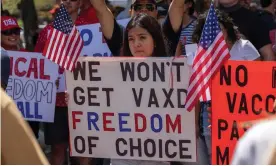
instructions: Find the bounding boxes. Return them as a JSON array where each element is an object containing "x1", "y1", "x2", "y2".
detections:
[
  {"x1": 185, "y1": 3, "x2": 230, "y2": 111},
  {"x1": 42, "y1": 4, "x2": 83, "y2": 71}
]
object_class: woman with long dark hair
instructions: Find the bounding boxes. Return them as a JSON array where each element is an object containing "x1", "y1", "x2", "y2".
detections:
[{"x1": 122, "y1": 13, "x2": 168, "y2": 58}]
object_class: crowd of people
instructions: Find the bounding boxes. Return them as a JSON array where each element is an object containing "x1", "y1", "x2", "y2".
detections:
[{"x1": 1, "y1": 0, "x2": 276, "y2": 165}]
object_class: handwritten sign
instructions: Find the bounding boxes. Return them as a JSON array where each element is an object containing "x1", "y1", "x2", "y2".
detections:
[
  {"x1": 66, "y1": 57, "x2": 196, "y2": 162},
  {"x1": 6, "y1": 51, "x2": 59, "y2": 122},
  {"x1": 211, "y1": 61, "x2": 276, "y2": 164}
]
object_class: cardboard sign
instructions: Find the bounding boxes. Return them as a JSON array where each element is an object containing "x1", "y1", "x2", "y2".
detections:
[
  {"x1": 211, "y1": 61, "x2": 276, "y2": 165},
  {"x1": 57, "y1": 19, "x2": 129, "y2": 93},
  {"x1": 6, "y1": 51, "x2": 59, "y2": 122},
  {"x1": 66, "y1": 57, "x2": 196, "y2": 162}
]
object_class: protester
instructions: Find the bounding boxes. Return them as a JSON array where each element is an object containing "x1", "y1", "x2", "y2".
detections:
[
  {"x1": 192, "y1": 8, "x2": 261, "y2": 164},
  {"x1": 1, "y1": 16, "x2": 40, "y2": 139},
  {"x1": 34, "y1": 0, "x2": 96, "y2": 164},
  {"x1": 258, "y1": 0, "x2": 276, "y2": 52},
  {"x1": 1, "y1": 88, "x2": 49, "y2": 165},
  {"x1": 218, "y1": 0, "x2": 276, "y2": 61},
  {"x1": 116, "y1": 13, "x2": 169, "y2": 164},
  {"x1": 90, "y1": 0, "x2": 185, "y2": 57},
  {"x1": 1, "y1": 47, "x2": 10, "y2": 90},
  {"x1": 175, "y1": 0, "x2": 196, "y2": 56}
]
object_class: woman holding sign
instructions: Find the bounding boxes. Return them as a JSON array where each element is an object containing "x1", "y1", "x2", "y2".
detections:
[
  {"x1": 1, "y1": 16, "x2": 40, "y2": 139},
  {"x1": 192, "y1": 9, "x2": 261, "y2": 164}
]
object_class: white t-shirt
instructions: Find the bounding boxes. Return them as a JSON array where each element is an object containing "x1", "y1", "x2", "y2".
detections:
[{"x1": 229, "y1": 39, "x2": 260, "y2": 60}]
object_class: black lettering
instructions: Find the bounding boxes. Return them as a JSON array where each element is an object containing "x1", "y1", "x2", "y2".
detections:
[
  {"x1": 238, "y1": 93, "x2": 248, "y2": 114},
  {"x1": 102, "y1": 88, "x2": 114, "y2": 107},
  {"x1": 148, "y1": 89, "x2": 159, "y2": 107},
  {"x1": 73, "y1": 61, "x2": 86, "y2": 80},
  {"x1": 165, "y1": 140, "x2": 177, "y2": 158},
  {"x1": 132, "y1": 88, "x2": 143, "y2": 107},
  {"x1": 226, "y1": 92, "x2": 236, "y2": 113},
  {"x1": 218, "y1": 119, "x2": 228, "y2": 139},
  {"x1": 158, "y1": 139, "x2": 163, "y2": 158},
  {"x1": 88, "y1": 61, "x2": 101, "y2": 81},
  {"x1": 178, "y1": 89, "x2": 187, "y2": 108},
  {"x1": 216, "y1": 146, "x2": 229, "y2": 165},
  {"x1": 88, "y1": 136, "x2": 98, "y2": 154},
  {"x1": 236, "y1": 65, "x2": 248, "y2": 87},
  {"x1": 120, "y1": 62, "x2": 135, "y2": 81},
  {"x1": 266, "y1": 95, "x2": 276, "y2": 114},
  {"x1": 153, "y1": 62, "x2": 165, "y2": 82},
  {"x1": 172, "y1": 62, "x2": 184, "y2": 82},
  {"x1": 116, "y1": 138, "x2": 127, "y2": 156},
  {"x1": 220, "y1": 65, "x2": 231, "y2": 85},
  {"x1": 74, "y1": 87, "x2": 85, "y2": 105},
  {"x1": 129, "y1": 138, "x2": 142, "y2": 157},
  {"x1": 230, "y1": 120, "x2": 239, "y2": 140},
  {"x1": 252, "y1": 94, "x2": 262, "y2": 115},
  {"x1": 137, "y1": 62, "x2": 149, "y2": 81},
  {"x1": 179, "y1": 140, "x2": 191, "y2": 159},
  {"x1": 87, "y1": 87, "x2": 100, "y2": 106},
  {"x1": 163, "y1": 89, "x2": 174, "y2": 108},
  {"x1": 74, "y1": 136, "x2": 85, "y2": 154},
  {"x1": 144, "y1": 139, "x2": 156, "y2": 157}
]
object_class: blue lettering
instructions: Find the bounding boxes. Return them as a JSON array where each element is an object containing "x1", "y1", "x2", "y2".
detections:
[
  {"x1": 87, "y1": 112, "x2": 99, "y2": 131},
  {"x1": 80, "y1": 29, "x2": 93, "y2": 46},
  {"x1": 34, "y1": 102, "x2": 42, "y2": 119},
  {"x1": 25, "y1": 102, "x2": 34, "y2": 119},
  {"x1": 17, "y1": 101, "x2": 25, "y2": 117},
  {"x1": 118, "y1": 113, "x2": 131, "y2": 132},
  {"x1": 150, "y1": 114, "x2": 163, "y2": 133}
]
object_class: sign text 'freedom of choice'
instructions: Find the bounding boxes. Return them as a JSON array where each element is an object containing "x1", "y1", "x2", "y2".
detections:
[{"x1": 66, "y1": 57, "x2": 196, "y2": 162}]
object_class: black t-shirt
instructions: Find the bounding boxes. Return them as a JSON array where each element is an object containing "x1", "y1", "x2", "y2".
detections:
[
  {"x1": 259, "y1": 10, "x2": 276, "y2": 31},
  {"x1": 105, "y1": 16, "x2": 181, "y2": 57},
  {"x1": 220, "y1": 4, "x2": 271, "y2": 50}
]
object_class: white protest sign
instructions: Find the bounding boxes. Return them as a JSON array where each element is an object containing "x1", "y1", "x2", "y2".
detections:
[
  {"x1": 6, "y1": 51, "x2": 59, "y2": 122},
  {"x1": 66, "y1": 57, "x2": 196, "y2": 162},
  {"x1": 57, "y1": 19, "x2": 130, "y2": 93}
]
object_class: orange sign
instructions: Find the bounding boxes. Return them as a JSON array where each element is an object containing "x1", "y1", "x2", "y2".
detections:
[{"x1": 211, "y1": 61, "x2": 276, "y2": 165}]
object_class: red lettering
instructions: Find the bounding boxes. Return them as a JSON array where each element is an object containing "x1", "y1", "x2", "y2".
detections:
[
  {"x1": 27, "y1": 58, "x2": 38, "y2": 79},
  {"x1": 166, "y1": 114, "x2": 181, "y2": 133},
  {"x1": 9, "y1": 56, "x2": 13, "y2": 75},
  {"x1": 103, "y1": 113, "x2": 115, "y2": 131},
  {"x1": 72, "y1": 111, "x2": 83, "y2": 129},
  {"x1": 14, "y1": 57, "x2": 27, "y2": 77},
  {"x1": 40, "y1": 59, "x2": 50, "y2": 80},
  {"x1": 134, "y1": 113, "x2": 146, "y2": 132}
]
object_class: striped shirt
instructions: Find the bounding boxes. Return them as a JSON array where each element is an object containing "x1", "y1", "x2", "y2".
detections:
[{"x1": 179, "y1": 19, "x2": 197, "y2": 55}]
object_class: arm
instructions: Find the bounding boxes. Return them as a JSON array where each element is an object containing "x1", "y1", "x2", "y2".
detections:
[
  {"x1": 90, "y1": 0, "x2": 115, "y2": 40},
  {"x1": 175, "y1": 42, "x2": 182, "y2": 57},
  {"x1": 259, "y1": 44, "x2": 276, "y2": 61},
  {"x1": 168, "y1": 0, "x2": 185, "y2": 33}
]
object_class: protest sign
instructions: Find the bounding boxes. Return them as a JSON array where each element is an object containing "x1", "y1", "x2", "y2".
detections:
[
  {"x1": 6, "y1": 51, "x2": 59, "y2": 122},
  {"x1": 66, "y1": 57, "x2": 196, "y2": 162},
  {"x1": 211, "y1": 61, "x2": 276, "y2": 165},
  {"x1": 57, "y1": 19, "x2": 129, "y2": 93}
]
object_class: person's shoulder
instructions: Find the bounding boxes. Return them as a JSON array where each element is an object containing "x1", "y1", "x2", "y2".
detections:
[
  {"x1": 1, "y1": 89, "x2": 14, "y2": 112},
  {"x1": 243, "y1": 119, "x2": 276, "y2": 141}
]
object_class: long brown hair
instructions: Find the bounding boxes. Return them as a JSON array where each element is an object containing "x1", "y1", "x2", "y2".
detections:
[{"x1": 122, "y1": 13, "x2": 168, "y2": 57}]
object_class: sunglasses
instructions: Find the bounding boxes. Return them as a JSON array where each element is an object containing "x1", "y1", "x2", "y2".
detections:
[
  {"x1": 132, "y1": 4, "x2": 156, "y2": 12},
  {"x1": 1, "y1": 28, "x2": 21, "y2": 36}
]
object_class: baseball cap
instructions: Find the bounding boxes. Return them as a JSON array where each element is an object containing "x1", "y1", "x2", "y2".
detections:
[
  {"x1": 132, "y1": 0, "x2": 157, "y2": 4},
  {"x1": 1, "y1": 16, "x2": 21, "y2": 31}
]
